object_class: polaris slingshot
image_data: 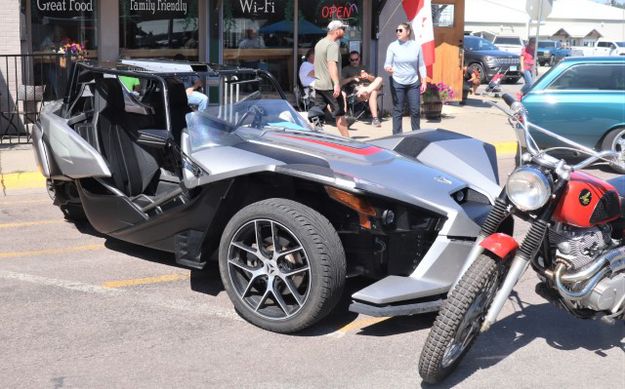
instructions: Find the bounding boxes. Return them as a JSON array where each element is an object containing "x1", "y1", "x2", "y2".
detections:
[{"x1": 32, "y1": 60, "x2": 508, "y2": 333}]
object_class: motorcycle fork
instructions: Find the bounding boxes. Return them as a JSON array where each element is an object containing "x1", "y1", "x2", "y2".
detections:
[
  {"x1": 451, "y1": 192, "x2": 511, "y2": 291},
  {"x1": 481, "y1": 179, "x2": 568, "y2": 332}
]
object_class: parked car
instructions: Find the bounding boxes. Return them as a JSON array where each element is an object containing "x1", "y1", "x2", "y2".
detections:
[
  {"x1": 522, "y1": 56, "x2": 625, "y2": 171},
  {"x1": 464, "y1": 35, "x2": 521, "y2": 83},
  {"x1": 571, "y1": 40, "x2": 625, "y2": 57},
  {"x1": 32, "y1": 60, "x2": 504, "y2": 333},
  {"x1": 537, "y1": 40, "x2": 571, "y2": 66},
  {"x1": 492, "y1": 35, "x2": 524, "y2": 55}
]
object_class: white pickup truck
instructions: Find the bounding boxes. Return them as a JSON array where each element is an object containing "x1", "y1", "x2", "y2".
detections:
[{"x1": 571, "y1": 40, "x2": 625, "y2": 56}]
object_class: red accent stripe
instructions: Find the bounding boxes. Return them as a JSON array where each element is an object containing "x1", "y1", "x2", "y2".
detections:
[{"x1": 276, "y1": 134, "x2": 382, "y2": 156}]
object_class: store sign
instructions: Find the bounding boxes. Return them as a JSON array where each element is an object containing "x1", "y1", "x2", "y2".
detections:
[
  {"x1": 129, "y1": 0, "x2": 189, "y2": 15},
  {"x1": 238, "y1": 0, "x2": 276, "y2": 14},
  {"x1": 35, "y1": 0, "x2": 93, "y2": 12},
  {"x1": 320, "y1": 3, "x2": 358, "y2": 19}
]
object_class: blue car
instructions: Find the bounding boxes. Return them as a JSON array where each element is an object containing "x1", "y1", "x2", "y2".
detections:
[
  {"x1": 537, "y1": 40, "x2": 571, "y2": 66},
  {"x1": 523, "y1": 56, "x2": 625, "y2": 171}
]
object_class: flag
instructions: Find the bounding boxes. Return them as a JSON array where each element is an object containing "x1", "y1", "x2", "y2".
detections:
[{"x1": 402, "y1": 0, "x2": 435, "y2": 78}]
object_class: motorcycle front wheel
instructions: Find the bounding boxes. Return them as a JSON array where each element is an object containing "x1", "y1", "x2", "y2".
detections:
[{"x1": 418, "y1": 252, "x2": 503, "y2": 384}]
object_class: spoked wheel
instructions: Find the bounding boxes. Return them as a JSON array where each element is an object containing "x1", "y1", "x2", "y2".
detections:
[
  {"x1": 219, "y1": 198, "x2": 345, "y2": 333},
  {"x1": 419, "y1": 252, "x2": 504, "y2": 384},
  {"x1": 601, "y1": 127, "x2": 625, "y2": 173}
]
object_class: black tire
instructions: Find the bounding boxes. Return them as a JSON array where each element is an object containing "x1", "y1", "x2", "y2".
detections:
[
  {"x1": 601, "y1": 127, "x2": 625, "y2": 174},
  {"x1": 503, "y1": 76, "x2": 521, "y2": 84},
  {"x1": 218, "y1": 198, "x2": 346, "y2": 333},
  {"x1": 419, "y1": 252, "x2": 503, "y2": 384},
  {"x1": 467, "y1": 63, "x2": 485, "y2": 83}
]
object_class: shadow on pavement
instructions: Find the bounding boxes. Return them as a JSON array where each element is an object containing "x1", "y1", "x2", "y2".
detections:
[
  {"x1": 460, "y1": 97, "x2": 496, "y2": 108},
  {"x1": 421, "y1": 291, "x2": 625, "y2": 388}
]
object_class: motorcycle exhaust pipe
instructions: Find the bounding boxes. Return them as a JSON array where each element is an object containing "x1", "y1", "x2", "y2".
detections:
[{"x1": 555, "y1": 263, "x2": 609, "y2": 300}]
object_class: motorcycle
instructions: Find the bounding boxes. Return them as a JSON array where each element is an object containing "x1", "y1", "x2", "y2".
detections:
[{"x1": 418, "y1": 94, "x2": 625, "y2": 383}]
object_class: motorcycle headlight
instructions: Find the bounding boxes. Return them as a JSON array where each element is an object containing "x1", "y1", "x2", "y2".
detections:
[{"x1": 506, "y1": 167, "x2": 551, "y2": 211}]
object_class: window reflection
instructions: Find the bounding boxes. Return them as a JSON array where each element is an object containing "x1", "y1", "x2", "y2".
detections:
[
  {"x1": 432, "y1": 4, "x2": 454, "y2": 28},
  {"x1": 120, "y1": 0, "x2": 198, "y2": 59},
  {"x1": 223, "y1": 0, "x2": 292, "y2": 92}
]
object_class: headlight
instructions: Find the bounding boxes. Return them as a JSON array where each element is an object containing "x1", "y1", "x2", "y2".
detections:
[
  {"x1": 506, "y1": 167, "x2": 551, "y2": 211},
  {"x1": 484, "y1": 56, "x2": 497, "y2": 65}
]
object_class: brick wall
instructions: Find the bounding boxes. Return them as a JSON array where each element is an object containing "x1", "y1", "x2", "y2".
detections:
[{"x1": 0, "y1": 0, "x2": 23, "y2": 55}]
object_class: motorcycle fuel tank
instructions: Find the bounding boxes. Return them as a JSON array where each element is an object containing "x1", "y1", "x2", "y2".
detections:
[{"x1": 553, "y1": 171, "x2": 621, "y2": 228}]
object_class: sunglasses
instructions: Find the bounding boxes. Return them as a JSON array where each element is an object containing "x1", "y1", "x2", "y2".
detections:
[{"x1": 396, "y1": 28, "x2": 404, "y2": 33}]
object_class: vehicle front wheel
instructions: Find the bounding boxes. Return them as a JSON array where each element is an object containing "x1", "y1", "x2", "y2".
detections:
[
  {"x1": 418, "y1": 252, "x2": 503, "y2": 384},
  {"x1": 601, "y1": 127, "x2": 625, "y2": 173},
  {"x1": 218, "y1": 198, "x2": 346, "y2": 333},
  {"x1": 467, "y1": 63, "x2": 486, "y2": 83}
]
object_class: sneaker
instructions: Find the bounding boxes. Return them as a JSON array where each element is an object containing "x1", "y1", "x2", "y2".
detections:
[{"x1": 372, "y1": 118, "x2": 381, "y2": 127}]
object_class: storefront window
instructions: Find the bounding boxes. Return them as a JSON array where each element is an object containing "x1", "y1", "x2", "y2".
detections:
[
  {"x1": 30, "y1": 0, "x2": 98, "y2": 54},
  {"x1": 120, "y1": 0, "x2": 199, "y2": 59},
  {"x1": 223, "y1": 0, "x2": 294, "y2": 92},
  {"x1": 298, "y1": 0, "x2": 363, "y2": 61}
]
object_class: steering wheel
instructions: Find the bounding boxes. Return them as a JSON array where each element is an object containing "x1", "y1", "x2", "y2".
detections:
[{"x1": 234, "y1": 104, "x2": 266, "y2": 129}]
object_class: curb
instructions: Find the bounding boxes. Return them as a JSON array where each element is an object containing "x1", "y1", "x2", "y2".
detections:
[
  {"x1": 0, "y1": 141, "x2": 517, "y2": 190},
  {"x1": 1, "y1": 171, "x2": 46, "y2": 190}
]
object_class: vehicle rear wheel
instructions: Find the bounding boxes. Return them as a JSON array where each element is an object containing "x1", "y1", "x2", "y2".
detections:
[
  {"x1": 467, "y1": 63, "x2": 485, "y2": 83},
  {"x1": 601, "y1": 127, "x2": 625, "y2": 173},
  {"x1": 218, "y1": 198, "x2": 346, "y2": 333},
  {"x1": 418, "y1": 252, "x2": 503, "y2": 384}
]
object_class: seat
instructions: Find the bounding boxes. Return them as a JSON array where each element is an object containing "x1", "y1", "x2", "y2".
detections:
[
  {"x1": 93, "y1": 78, "x2": 160, "y2": 197},
  {"x1": 164, "y1": 77, "x2": 192, "y2": 144}
]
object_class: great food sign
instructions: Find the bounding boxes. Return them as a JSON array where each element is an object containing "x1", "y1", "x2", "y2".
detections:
[{"x1": 35, "y1": 0, "x2": 94, "y2": 12}]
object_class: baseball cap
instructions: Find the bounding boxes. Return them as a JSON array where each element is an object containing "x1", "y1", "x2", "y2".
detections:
[{"x1": 327, "y1": 20, "x2": 349, "y2": 31}]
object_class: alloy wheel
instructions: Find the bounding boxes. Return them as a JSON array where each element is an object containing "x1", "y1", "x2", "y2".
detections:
[{"x1": 227, "y1": 219, "x2": 311, "y2": 320}]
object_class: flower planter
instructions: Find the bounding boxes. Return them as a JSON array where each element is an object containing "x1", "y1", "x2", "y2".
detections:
[{"x1": 421, "y1": 101, "x2": 443, "y2": 120}]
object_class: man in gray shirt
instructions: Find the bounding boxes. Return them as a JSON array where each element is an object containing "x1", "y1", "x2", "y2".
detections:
[{"x1": 313, "y1": 20, "x2": 349, "y2": 137}]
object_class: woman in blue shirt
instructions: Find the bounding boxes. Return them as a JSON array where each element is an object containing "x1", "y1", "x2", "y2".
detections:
[{"x1": 384, "y1": 22, "x2": 427, "y2": 134}]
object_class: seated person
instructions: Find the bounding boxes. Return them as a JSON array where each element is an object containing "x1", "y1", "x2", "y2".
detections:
[
  {"x1": 341, "y1": 51, "x2": 383, "y2": 127},
  {"x1": 298, "y1": 48, "x2": 315, "y2": 90},
  {"x1": 185, "y1": 78, "x2": 208, "y2": 111},
  {"x1": 298, "y1": 49, "x2": 316, "y2": 104}
]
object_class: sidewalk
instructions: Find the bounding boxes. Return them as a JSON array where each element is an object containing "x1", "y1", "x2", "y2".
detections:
[
  {"x1": 322, "y1": 93, "x2": 518, "y2": 152},
  {"x1": 0, "y1": 94, "x2": 518, "y2": 193}
]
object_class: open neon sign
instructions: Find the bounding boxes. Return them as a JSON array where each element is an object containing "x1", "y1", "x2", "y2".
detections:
[{"x1": 321, "y1": 3, "x2": 359, "y2": 19}]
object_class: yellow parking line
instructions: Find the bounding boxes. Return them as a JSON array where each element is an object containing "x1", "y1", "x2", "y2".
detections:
[
  {"x1": 0, "y1": 219, "x2": 63, "y2": 229},
  {"x1": 334, "y1": 317, "x2": 390, "y2": 336},
  {"x1": 0, "y1": 199, "x2": 50, "y2": 205},
  {"x1": 102, "y1": 273, "x2": 190, "y2": 289},
  {"x1": 1, "y1": 171, "x2": 46, "y2": 190},
  {"x1": 494, "y1": 141, "x2": 518, "y2": 156},
  {"x1": 0, "y1": 243, "x2": 104, "y2": 259}
]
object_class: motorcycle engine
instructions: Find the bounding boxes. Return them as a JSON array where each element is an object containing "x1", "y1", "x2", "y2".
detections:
[{"x1": 549, "y1": 224, "x2": 612, "y2": 270}]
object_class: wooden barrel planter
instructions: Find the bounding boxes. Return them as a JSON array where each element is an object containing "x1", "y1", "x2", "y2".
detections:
[{"x1": 421, "y1": 100, "x2": 443, "y2": 120}]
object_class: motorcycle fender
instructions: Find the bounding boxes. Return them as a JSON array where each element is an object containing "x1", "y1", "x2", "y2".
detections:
[{"x1": 479, "y1": 233, "x2": 518, "y2": 260}]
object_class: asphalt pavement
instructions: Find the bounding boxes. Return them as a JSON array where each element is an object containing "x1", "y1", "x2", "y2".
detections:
[{"x1": 0, "y1": 73, "x2": 623, "y2": 388}]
